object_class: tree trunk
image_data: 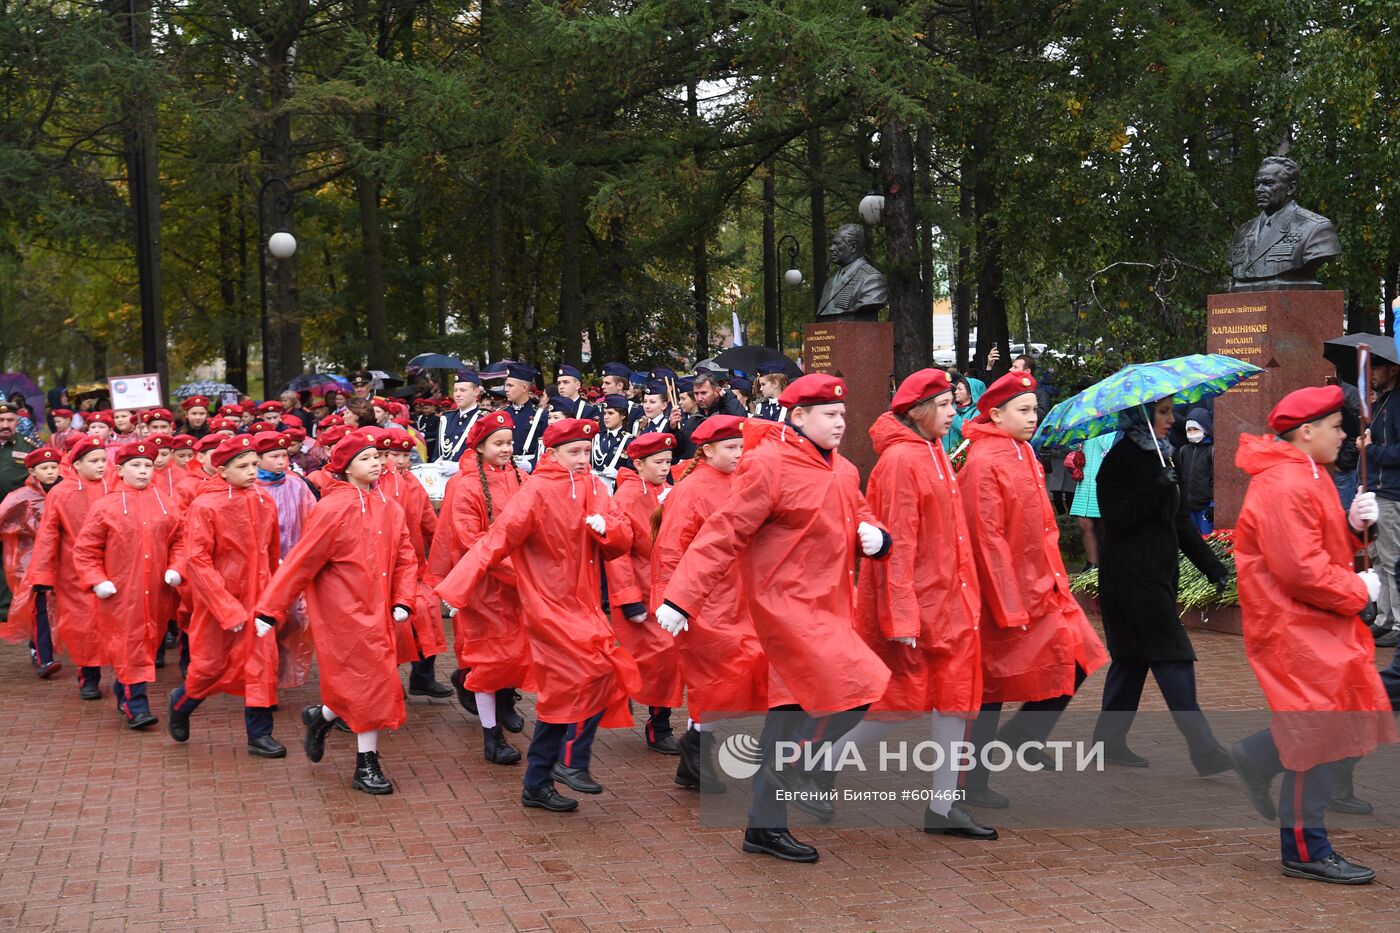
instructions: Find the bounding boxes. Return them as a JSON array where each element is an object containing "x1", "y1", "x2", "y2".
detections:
[
  {"x1": 355, "y1": 171, "x2": 392, "y2": 368},
  {"x1": 263, "y1": 52, "x2": 300, "y2": 389},
  {"x1": 762, "y1": 163, "x2": 778, "y2": 347},
  {"x1": 688, "y1": 80, "x2": 709, "y2": 360},
  {"x1": 917, "y1": 126, "x2": 934, "y2": 322},
  {"x1": 558, "y1": 174, "x2": 583, "y2": 368},
  {"x1": 953, "y1": 155, "x2": 973, "y2": 371},
  {"x1": 971, "y1": 120, "x2": 1008, "y2": 376},
  {"x1": 218, "y1": 195, "x2": 248, "y2": 391},
  {"x1": 487, "y1": 171, "x2": 505, "y2": 362},
  {"x1": 807, "y1": 127, "x2": 827, "y2": 322},
  {"x1": 881, "y1": 120, "x2": 926, "y2": 380}
]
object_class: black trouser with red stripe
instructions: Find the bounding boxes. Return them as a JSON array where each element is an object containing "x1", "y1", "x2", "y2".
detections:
[
  {"x1": 526, "y1": 710, "x2": 606, "y2": 792},
  {"x1": 112, "y1": 680, "x2": 151, "y2": 720},
  {"x1": 1237, "y1": 727, "x2": 1333, "y2": 862},
  {"x1": 645, "y1": 706, "x2": 673, "y2": 743}
]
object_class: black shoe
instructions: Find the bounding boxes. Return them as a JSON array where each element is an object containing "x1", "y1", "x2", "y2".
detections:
[
  {"x1": 997, "y1": 725, "x2": 1055, "y2": 768},
  {"x1": 301, "y1": 705, "x2": 334, "y2": 763},
  {"x1": 741, "y1": 828, "x2": 819, "y2": 863},
  {"x1": 168, "y1": 694, "x2": 191, "y2": 743},
  {"x1": 1103, "y1": 744, "x2": 1150, "y2": 768},
  {"x1": 648, "y1": 733, "x2": 681, "y2": 755},
  {"x1": 352, "y1": 751, "x2": 394, "y2": 795},
  {"x1": 127, "y1": 711, "x2": 158, "y2": 731},
  {"x1": 483, "y1": 725, "x2": 522, "y2": 765},
  {"x1": 154, "y1": 653, "x2": 165, "y2": 670},
  {"x1": 36, "y1": 660, "x2": 62, "y2": 679},
  {"x1": 963, "y1": 788, "x2": 1010, "y2": 809},
  {"x1": 248, "y1": 735, "x2": 287, "y2": 758},
  {"x1": 551, "y1": 764, "x2": 603, "y2": 794},
  {"x1": 1193, "y1": 745, "x2": 1233, "y2": 777},
  {"x1": 1329, "y1": 793, "x2": 1374, "y2": 815},
  {"x1": 496, "y1": 688, "x2": 525, "y2": 733},
  {"x1": 333, "y1": 718, "x2": 352, "y2": 733},
  {"x1": 450, "y1": 669, "x2": 478, "y2": 715},
  {"x1": 163, "y1": 628, "x2": 179, "y2": 649},
  {"x1": 1328, "y1": 758, "x2": 1373, "y2": 815},
  {"x1": 79, "y1": 682, "x2": 101, "y2": 701},
  {"x1": 409, "y1": 680, "x2": 454, "y2": 699},
  {"x1": 1281, "y1": 852, "x2": 1375, "y2": 884},
  {"x1": 1227, "y1": 742, "x2": 1277, "y2": 820},
  {"x1": 923, "y1": 804, "x2": 999, "y2": 840},
  {"x1": 758, "y1": 762, "x2": 836, "y2": 823},
  {"x1": 1375, "y1": 629, "x2": 1399, "y2": 648},
  {"x1": 521, "y1": 782, "x2": 578, "y2": 812}
]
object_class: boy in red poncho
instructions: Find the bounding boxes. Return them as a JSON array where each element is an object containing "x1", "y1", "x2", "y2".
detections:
[
  {"x1": 0, "y1": 448, "x2": 64, "y2": 677},
  {"x1": 73, "y1": 439, "x2": 184, "y2": 729},
  {"x1": 958, "y1": 372, "x2": 1107, "y2": 809},
  {"x1": 1228, "y1": 385, "x2": 1396, "y2": 885},
  {"x1": 436, "y1": 418, "x2": 641, "y2": 813},
  {"x1": 28, "y1": 436, "x2": 109, "y2": 698},
  {"x1": 426, "y1": 410, "x2": 532, "y2": 764},
  {"x1": 256, "y1": 429, "x2": 418, "y2": 795},
  {"x1": 658, "y1": 374, "x2": 893, "y2": 865},
  {"x1": 167, "y1": 435, "x2": 285, "y2": 757}
]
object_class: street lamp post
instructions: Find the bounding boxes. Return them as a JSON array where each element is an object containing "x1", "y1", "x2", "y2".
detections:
[
  {"x1": 776, "y1": 234, "x2": 802, "y2": 349},
  {"x1": 257, "y1": 177, "x2": 296, "y2": 394}
]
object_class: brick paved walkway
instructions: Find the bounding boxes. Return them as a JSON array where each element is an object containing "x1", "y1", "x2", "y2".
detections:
[{"x1": 3, "y1": 620, "x2": 1400, "y2": 932}]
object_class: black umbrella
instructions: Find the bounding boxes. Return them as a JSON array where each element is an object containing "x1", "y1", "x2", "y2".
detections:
[
  {"x1": 407, "y1": 352, "x2": 469, "y2": 371},
  {"x1": 1323, "y1": 333, "x2": 1399, "y2": 385},
  {"x1": 711, "y1": 346, "x2": 802, "y2": 380}
]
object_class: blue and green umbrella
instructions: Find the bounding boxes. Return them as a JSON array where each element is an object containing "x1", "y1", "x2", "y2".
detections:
[{"x1": 1033, "y1": 354, "x2": 1264, "y2": 453}]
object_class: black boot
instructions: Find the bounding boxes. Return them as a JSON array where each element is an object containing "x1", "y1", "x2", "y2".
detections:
[
  {"x1": 1227, "y1": 742, "x2": 1277, "y2": 820},
  {"x1": 301, "y1": 705, "x2": 334, "y2": 763},
  {"x1": 741, "y1": 828, "x2": 819, "y2": 863},
  {"x1": 483, "y1": 725, "x2": 522, "y2": 765},
  {"x1": 449, "y1": 668, "x2": 478, "y2": 715},
  {"x1": 923, "y1": 804, "x2": 998, "y2": 840},
  {"x1": 352, "y1": 751, "x2": 394, "y2": 795},
  {"x1": 674, "y1": 727, "x2": 702, "y2": 789},
  {"x1": 1328, "y1": 757, "x2": 1373, "y2": 815},
  {"x1": 1192, "y1": 745, "x2": 1233, "y2": 777},
  {"x1": 168, "y1": 693, "x2": 191, "y2": 743},
  {"x1": 248, "y1": 736, "x2": 287, "y2": 758},
  {"x1": 495, "y1": 688, "x2": 525, "y2": 733},
  {"x1": 693, "y1": 729, "x2": 728, "y2": 794}
]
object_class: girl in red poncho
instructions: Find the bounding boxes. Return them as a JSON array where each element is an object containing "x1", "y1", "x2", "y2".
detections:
[
  {"x1": 377, "y1": 431, "x2": 451, "y2": 699},
  {"x1": 425, "y1": 410, "x2": 532, "y2": 765},
  {"x1": 958, "y1": 372, "x2": 1107, "y2": 809},
  {"x1": 0, "y1": 448, "x2": 64, "y2": 678},
  {"x1": 649, "y1": 414, "x2": 764, "y2": 793},
  {"x1": 256, "y1": 429, "x2": 419, "y2": 796},
  {"x1": 847, "y1": 369, "x2": 995, "y2": 840},
  {"x1": 27, "y1": 436, "x2": 110, "y2": 699},
  {"x1": 657, "y1": 375, "x2": 892, "y2": 865},
  {"x1": 603, "y1": 431, "x2": 683, "y2": 755},
  {"x1": 252, "y1": 431, "x2": 316, "y2": 688},
  {"x1": 73, "y1": 439, "x2": 184, "y2": 730},
  {"x1": 435, "y1": 418, "x2": 641, "y2": 814},
  {"x1": 166, "y1": 435, "x2": 284, "y2": 758}
]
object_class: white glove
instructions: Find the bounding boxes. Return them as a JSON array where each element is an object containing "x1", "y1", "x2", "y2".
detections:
[
  {"x1": 890, "y1": 636, "x2": 917, "y2": 648},
  {"x1": 626, "y1": 612, "x2": 648, "y2": 624},
  {"x1": 657, "y1": 486, "x2": 672, "y2": 504},
  {"x1": 446, "y1": 605, "x2": 459, "y2": 618},
  {"x1": 393, "y1": 606, "x2": 409, "y2": 622},
  {"x1": 858, "y1": 521, "x2": 885, "y2": 557},
  {"x1": 585, "y1": 513, "x2": 607, "y2": 535},
  {"x1": 656, "y1": 603, "x2": 688, "y2": 636},
  {"x1": 255, "y1": 619, "x2": 273, "y2": 638},
  {"x1": 1350, "y1": 489, "x2": 1379, "y2": 532},
  {"x1": 94, "y1": 581, "x2": 117, "y2": 599},
  {"x1": 1359, "y1": 569, "x2": 1381, "y2": 604},
  {"x1": 164, "y1": 569, "x2": 182, "y2": 586}
]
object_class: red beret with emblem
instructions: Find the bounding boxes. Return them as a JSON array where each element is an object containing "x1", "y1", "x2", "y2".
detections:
[
  {"x1": 466, "y1": 411, "x2": 515, "y2": 450},
  {"x1": 68, "y1": 436, "x2": 106, "y2": 462},
  {"x1": 212, "y1": 434, "x2": 259, "y2": 468},
  {"x1": 280, "y1": 414, "x2": 303, "y2": 429},
  {"x1": 115, "y1": 440, "x2": 157, "y2": 465},
  {"x1": 257, "y1": 401, "x2": 283, "y2": 413},
  {"x1": 247, "y1": 420, "x2": 275, "y2": 434},
  {"x1": 542, "y1": 417, "x2": 596, "y2": 448},
  {"x1": 208, "y1": 417, "x2": 238, "y2": 433},
  {"x1": 140, "y1": 408, "x2": 173, "y2": 424},
  {"x1": 87, "y1": 411, "x2": 115, "y2": 427},
  {"x1": 181, "y1": 396, "x2": 210, "y2": 411},
  {"x1": 891, "y1": 368, "x2": 953, "y2": 416},
  {"x1": 144, "y1": 434, "x2": 171, "y2": 449},
  {"x1": 690, "y1": 415, "x2": 746, "y2": 447},
  {"x1": 778, "y1": 373, "x2": 847, "y2": 409},
  {"x1": 171, "y1": 434, "x2": 196, "y2": 450},
  {"x1": 194, "y1": 434, "x2": 225, "y2": 453},
  {"x1": 318, "y1": 414, "x2": 344, "y2": 429},
  {"x1": 627, "y1": 432, "x2": 677, "y2": 461},
  {"x1": 252, "y1": 431, "x2": 292, "y2": 454},
  {"x1": 975, "y1": 372, "x2": 1039, "y2": 423},
  {"x1": 51, "y1": 408, "x2": 74, "y2": 418},
  {"x1": 218, "y1": 404, "x2": 243, "y2": 417},
  {"x1": 1268, "y1": 385, "x2": 1345, "y2": 434},
  {"x1": 24, "y1": 448, "x2": 60, "y2": 469},
  {"x1": 318, "y1": 425, "x2": 349, "y2": 448},
  {"x1": 328, "y1": 429, "x2": 383, "y2": 473}
]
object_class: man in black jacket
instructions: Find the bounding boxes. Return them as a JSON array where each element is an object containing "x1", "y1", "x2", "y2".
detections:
[
  {"x1": 1360, "y1": 359, "x2": 1400, "y2": 647},
  {"x1": 1176, "y1": 407, "x2": 1215, "y2": 535}
]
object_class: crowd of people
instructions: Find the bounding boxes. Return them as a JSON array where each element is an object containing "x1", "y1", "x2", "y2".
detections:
[{"x1": 0, "y1": 353, "x2": 1396, "y2": 885}]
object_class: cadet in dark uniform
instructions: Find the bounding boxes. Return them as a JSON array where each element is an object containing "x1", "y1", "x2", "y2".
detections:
[
  {"x1": 437, "y1": 373, "x2": 484, "y2": 464},
  {"x1": 504, "y1": 364, "x2": 547, "y2": 472},
  {"x1": 600, "y1": 363, "x2": 644, "y2": 427},
  {"x1": 554, "y1": 366, "x2": 599, "y2": 420},
  {"x1": 591, "y1": 396, "x2": 634, "y2": 490}
]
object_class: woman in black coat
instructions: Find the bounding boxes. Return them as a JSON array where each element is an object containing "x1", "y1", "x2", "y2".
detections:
[{"x1": 1091, "y1": 397, "x2": 1232, "y2": 774}]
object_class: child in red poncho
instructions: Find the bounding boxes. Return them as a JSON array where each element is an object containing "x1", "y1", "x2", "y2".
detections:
[{"x1": 0, "y1": 448, "x2": 64, "y2": 677}]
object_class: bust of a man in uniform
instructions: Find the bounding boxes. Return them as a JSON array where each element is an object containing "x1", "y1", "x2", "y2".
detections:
[
  {"x1": 816, "y1": 224, "x2": 888, "y2": 321},
  {"x1": 1228, "y1": 155, "x2": 1341, "y2": 291}
]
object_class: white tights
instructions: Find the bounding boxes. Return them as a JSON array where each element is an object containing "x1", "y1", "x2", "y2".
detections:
[
  {"x1": 321, "y1": 705, "x2": 379, "y2": 754},
  {"x1": 475, "y1": 692, "x2": 498, "y2": 729},
  {"x1": 832, "y1": 712, "x2": 967, "y2": 815}
]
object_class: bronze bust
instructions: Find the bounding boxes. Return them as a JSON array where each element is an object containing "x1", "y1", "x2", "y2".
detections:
[
  {"x1": 1228, "y1": 156, "x2": 1341, "y2": 290},
  {"x1": 816, "y1": 224, "x2": 888, "y2": 320}
]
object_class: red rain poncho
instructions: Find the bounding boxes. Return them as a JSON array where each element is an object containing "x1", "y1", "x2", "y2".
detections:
[
  {"x1": 856, "y1": 413, "x2": 983, "y2": 717},
  {"x1": 427, "y1": 451, "x2": 534, "y2": 692},
  {"x1": 958, "y1": 419, "x2": 1107, "y2": 703},
  {"x1": 662, "y1": 422, "x2": 891, "y2": 715},
  {"x1": 73, "y1": 481, "x2": 183, "y2": 684},
  {"x1": 1235, "y1": 433, "x2": 1397, "y2": 770},
  {"x1": 606, "y1": 467, "x2": 683, "y2": 708},
  {"x1": 0, "y1": 477, "x2": 48, "y2": 644},
  {"x1": 257, "y1": 470, "x2": 317, "y2": 686},
  {"x1": 26, "y1": 473, "x2": 109, "y2": 666},
  {"x1": 257, "y1": 477, "x2": 418, "y2": 733},
  {"x1": 381, "y1": 465, "x2": 446, "y2": 662},
  {"x1": 435, "y1": 456, "x2": 640, "y2": 726},
  {"x1": 175, "y1": 479, "x2": 281, "y2": 705},
  {"x1": 650, "y1": 459, "x2": 766, "y2": 721}
]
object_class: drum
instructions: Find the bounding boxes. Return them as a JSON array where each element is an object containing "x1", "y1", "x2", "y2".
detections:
[{"x1": 411, "y1": 461, "x2": 457, "y2": 504}]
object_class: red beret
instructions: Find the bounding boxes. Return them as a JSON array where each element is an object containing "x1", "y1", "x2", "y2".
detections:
[
  {"x1": 286, "y1": 428, "x2": 307, "y2": 445},
  {"x1": 627, "y1": 432, "x2": 677, "y2": 461},
  {"x1": 891, "y1": 368, "x2": 953, "y2": 416},
  {"x1": 1269, "y1": 385, "x2": 1344, "y2": 434},
  {"x1": 391, "y1": 415, "x2": 410, "y2": 427},
  {"x1": 218, "y1": 405, "x2": 243, "y2": 417},
  {"x1": 212, "y1": 434, "x2": 259, "y2": 468},
  {"x1": 253, "y1": 431, "x2": 292, "y2": 454},
  {"x1": 194, "y1": 435, "x2": 225, "y2": 453},
  {"x1": 376, "y1": 430, "x2": 413, "y2": 452},
  {"x1": 87, "y1": 411, "x2": 114, "y2": 427},
  {"x1": 319, "y1": 425, "x2": 349, "y2": 447},
  {"x1": 171, "y1": 435, "x2": 196, "y2": 451},
  {"x1": 69, "y1": 436, "x2": 106, "y2": 462},
  {"x1": 64, "y1": 432, "x2": 89, "y2": 450},
  {"x1": 280, "y1": 414, "x2": 303, "y2": 429},
  {"x1": 115, "y1": 440, "x2": 158, "y2": 465},
  {"x1": 247, "y1": 420, "x2": 275, "y2": 434},
  {"x1": 328, "y1": 429, "x2": 382, "y2": 473},
  {"x1": 318, "y1": 414, "x2": 344, "y2": 429},
  {"x1": 541, "y1": 417, "x2": 596, "y2": 448},
  {"x1": 181, "y1": 396, "x2": 210, "y2": 411},
  {"x1": 51, "y1": 408, "x2": 74, "y2": 419},
  {"x1": 25, "y1": 448, "x2": 60, "y2": 469},
  {"x1": 975, "y1": 373, "x2": 1039, "y2": 423},
  {"x1": 208, "y1": 418, "x2": 238, "y2": 433},
  {"x1": 690, "y1": 415, "x2": 746, "y2": 447},
  {"x1": 257, "y1": 401, "x2": 283, "y2": 413},
  {"x1": 144, "y1": 434, "x2": 171, "y2": 449},
  {"x1": 466, "y1": 411, "x2": 515, "y2": 450},
  {"x1": 140, "y1": 408, "x2": 173, "y2": 424},
  {"x1": 779, "y1": 374, "x2": 847, "y2": 409}
]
